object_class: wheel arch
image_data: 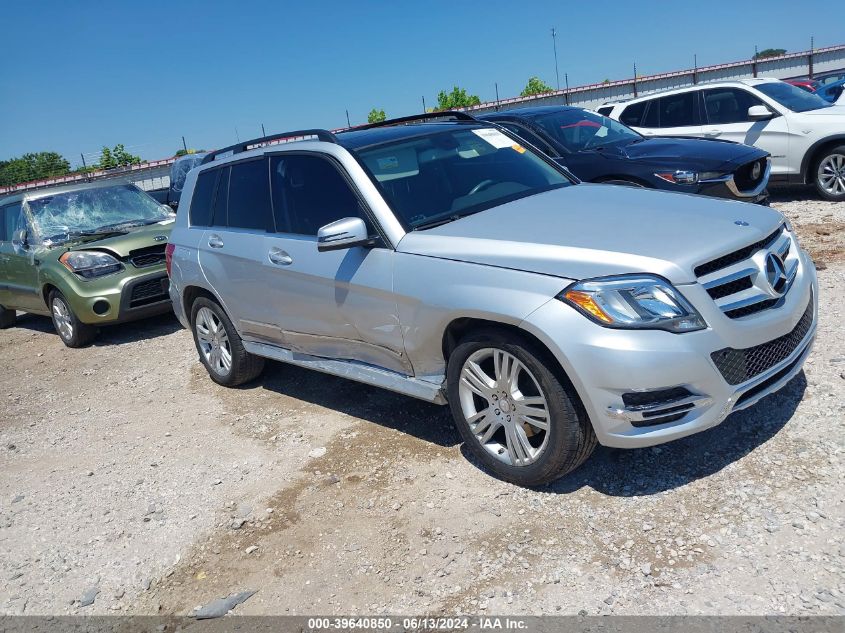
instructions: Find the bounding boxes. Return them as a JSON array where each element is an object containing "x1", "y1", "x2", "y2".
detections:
[
  {"x1": 800, "y1": 135, "x2": 845, "y2": 183},
  {"x1": 441, "y1": 317, "x2": 582, "y2": 400},
  {"x1": 181, "y1": 284, "x2": 226, "y2": 321}
]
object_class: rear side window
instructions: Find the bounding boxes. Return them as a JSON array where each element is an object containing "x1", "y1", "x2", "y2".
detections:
[
  {"x1": 227, "y1": 159, "x2": 273, "y2": 231},
  {"x1": 619, "y1": 101, "x2": 647, "y2": 126},
  {"x1": 189, "y1": 169, "x2": 218, "y2": 227},
  {"x1": 270, "y1": 154, "x2": 366, "y2": 236},
  {"x1": 654, "y1": 92, "x2": 700, "y2": 128},
  {"x1": 211, "y1": 166, "x2": 230, "y2": 227},
  {"x1": 703, "y1": 88, "x2": 764, "y2": 124},
  {"x1": 596, "y1": 106, "x2": 613, "y2": 116},
  {"x1": 1, "y1": 202, "x2": 23, "y2": 241}
]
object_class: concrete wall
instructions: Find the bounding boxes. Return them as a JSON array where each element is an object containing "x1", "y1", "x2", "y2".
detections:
[{"x1": 466, "y1": 44, "x2": 845, "y2": 114}]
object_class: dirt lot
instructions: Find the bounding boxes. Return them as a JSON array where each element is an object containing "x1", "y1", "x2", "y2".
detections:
[{"x1": 1, "y1": 190, "x2": 843, "y2": 617}]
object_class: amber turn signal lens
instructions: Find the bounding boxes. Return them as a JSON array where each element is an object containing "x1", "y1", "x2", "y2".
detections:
[{"x1": 563, "y1": 290, "x2": 613, "y2": 323}]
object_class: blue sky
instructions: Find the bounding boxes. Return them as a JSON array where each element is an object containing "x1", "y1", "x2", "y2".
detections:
[{"x1": 1, "y1": 0, "x2": 843, "y2": 166}]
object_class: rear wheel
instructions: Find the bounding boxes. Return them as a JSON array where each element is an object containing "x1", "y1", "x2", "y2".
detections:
[
  {"x1": 190, "y1": 297, "x2": 264, "y2": 387},
  {"x1": 813, "y1": 146, "x2": 845, "y2": 201},
  {"x1": 49, "y1": 290, "x2": 97, "y2": 348},
  {"x1": 446, "y1": 330, "x2": 596, "y2": 486}
]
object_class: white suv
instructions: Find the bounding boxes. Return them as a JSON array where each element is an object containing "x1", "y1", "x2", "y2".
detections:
[{"x1": 600, "y1": 78, "x2": 845, "y2": 201}]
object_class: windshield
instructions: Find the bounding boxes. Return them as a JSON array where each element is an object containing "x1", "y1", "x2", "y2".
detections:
[
  {"x1": 353, "y1": 127, "x2": 572, "y2": 230},
  {"x1": 26, "y1": 184, "x2": 173, "y2": 244},
  {"x1": 756, "y1": 81, "x2": 832, "y2": 112},
  {"x1": 533, "y1": 109, "x2": 641, "y2": 152}
]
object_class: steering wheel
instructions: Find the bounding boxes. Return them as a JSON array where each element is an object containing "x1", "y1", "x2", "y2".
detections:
[{"x1": 468, "y1": 179, "x2": 496, "y2": 196}]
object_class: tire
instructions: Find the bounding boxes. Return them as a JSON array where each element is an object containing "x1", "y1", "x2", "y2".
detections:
[
  {"x1": 49, "y1": 290, "x2": 97, "y2": 348},
  {"x1": 813, "y1": 145, "x2": 845, "y2": 201},
  {"x1": 190, "y1": 297, "x2": 264, "y2": 387},
  {"x1": 0, "y1": 304, "x2": 16, "y2": 329},
  {"x1": 446, "y1": 329, "x2": 597, "y2": 486}
]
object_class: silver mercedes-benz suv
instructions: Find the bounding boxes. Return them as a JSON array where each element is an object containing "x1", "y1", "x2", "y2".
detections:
[{"x1": 166, "y1": 112, "x2": 818, "y2": 486}]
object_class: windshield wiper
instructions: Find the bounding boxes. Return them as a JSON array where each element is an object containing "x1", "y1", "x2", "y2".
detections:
[
  {"x1": 90, "y1": 219, "x2": 155, "y2": 233},
  {"x1": 412, "y1": 214, "x2": 465, "y2": 231}
]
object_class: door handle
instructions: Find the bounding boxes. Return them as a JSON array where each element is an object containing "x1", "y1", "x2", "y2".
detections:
[
  {"x1": 704, "y1": 129, "x2": 722, "y2": 138},
  {"x1": 207, "y1": 234, "x2": 224, "y2": 249},
  {"x1": 268, "y1": 247, "x2": 293, "y2": 266}
]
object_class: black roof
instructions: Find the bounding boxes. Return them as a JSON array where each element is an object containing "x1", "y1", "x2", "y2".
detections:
[
  {"x1": 336, "y1": 121, "x2": 487, "y2": 150},
  {"x1": 477, "y1": 105, "x2": 584, "y2": 119}
]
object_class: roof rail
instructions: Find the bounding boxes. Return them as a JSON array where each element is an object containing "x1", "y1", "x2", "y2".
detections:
[
  {"x1": 348, "y1": 111, "x2": 478, "y2": 132},
  {"x1": 201, "y1": 129, "x2": 339, "y2": 165}
]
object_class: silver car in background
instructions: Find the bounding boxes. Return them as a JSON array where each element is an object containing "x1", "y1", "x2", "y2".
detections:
[{"x1": 166, "y1": 114, "x2": 818, "y2": 486}]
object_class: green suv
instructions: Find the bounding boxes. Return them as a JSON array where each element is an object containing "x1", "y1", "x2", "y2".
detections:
[{"x1": 0, "y1": 180, "x2": 174, "y2": 347}]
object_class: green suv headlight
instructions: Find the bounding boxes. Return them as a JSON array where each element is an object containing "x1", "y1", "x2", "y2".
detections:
[
  {"x1": 558, "y1": 275, "x2": 706, "y2": 333},
  {"x1": 59, "y1": 250, "x2": 124, "y2": 279}
]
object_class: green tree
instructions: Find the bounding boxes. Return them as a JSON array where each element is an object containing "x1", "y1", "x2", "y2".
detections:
[
  {"x1": 367, "y1": 108, "x2": 387, "y2": 124},
  {"x1": 436, "y1": 86, "x2": 481, "y2": 110},
  {"x1": 0, "y1": 151, "x2": 71, "y2": 186},
  {"x1": 520, "y1": 76, "x2": 554, "y2": 97},
  {"x1": 754, "y1": 48, "x2": 786, "y2": 59},
  {"x1": 98, "y1": 144, "x2": 141, "y2": 169}
]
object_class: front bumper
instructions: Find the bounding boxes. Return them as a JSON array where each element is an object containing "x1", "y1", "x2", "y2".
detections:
[
  {"x1": 59, "y1": 266, "x2": 172, "y2": 325},
  {"x1": 520, "y1": 248, "x2": 818, "y2": 449}
]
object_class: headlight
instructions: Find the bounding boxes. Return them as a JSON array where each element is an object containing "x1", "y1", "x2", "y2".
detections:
[
  {"x1": 558, "y1": 275, "x2": 706, "y2": 333},
  {"x1": 654, "y1": 170, "x2": 699, "y2": 185},
  {"x1": 654, "y1": 170, "x2": 728, "y2": 184},
  {"x1": 59, "y1": 251, "x2": 124, "y2": 279}
]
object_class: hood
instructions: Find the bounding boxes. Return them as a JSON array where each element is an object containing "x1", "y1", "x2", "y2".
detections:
[
  {"x1": 594, "y1": 137, "x2": 764, "y2": 170},
  {"x1": 397, "y1": 184, "x2": 784, "y2": 284},
  {"x1": 796, "y1": 104, "x2": 845, "y2": 117},
  {"x1": 68, "y1": 219, "x2": 173, "y2": 258}
]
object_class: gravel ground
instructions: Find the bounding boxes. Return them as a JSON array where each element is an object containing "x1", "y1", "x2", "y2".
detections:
[{"x1": 0, "y1": 189, "x2": 843, "y2": 617}]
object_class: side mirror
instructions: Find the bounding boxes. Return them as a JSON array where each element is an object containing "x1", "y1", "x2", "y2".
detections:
[
  {"x1": 11, "y1": 228, "x2": 28, "y2": 249},
  {"x1": 748, "y1": 105, "x2": 773, "y2": 121},
  {"x1": 317, "y1": 217, "x2": 372, "y2": 252}
]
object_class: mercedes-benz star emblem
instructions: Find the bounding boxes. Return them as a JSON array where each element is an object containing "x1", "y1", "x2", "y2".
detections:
[{"x1": 764, "y1": 252, "x2": 788, "y2": 295}]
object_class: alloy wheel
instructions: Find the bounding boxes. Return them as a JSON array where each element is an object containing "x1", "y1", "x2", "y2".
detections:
[
  {"x1": 195, "y1": 306, "x2": 232, "y2": 376},
  {"x1": 818, "y1": 153, "x2": 845, "y2": 196},
  {"x1": 52, "y1": 297, "x2": 74, "y2": 341},
  {"x1": 457, "y1": 348, "x2": 550, "y2": 467}
]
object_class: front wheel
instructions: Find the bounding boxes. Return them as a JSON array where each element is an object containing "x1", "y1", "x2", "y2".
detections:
[
  {"x1": 814, "y1": 146, "x2": 845, "y2": 201},
  {"x1": 446, "y1": 330, "x2": 596, "y2": 486},
  {"x1": 49, "y1": 290, "x2": 97, "y2": 348}
]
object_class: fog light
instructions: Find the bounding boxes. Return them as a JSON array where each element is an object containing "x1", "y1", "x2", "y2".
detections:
[{"x1": 93, "y1": 300, "x2": 110, "y2": 316}]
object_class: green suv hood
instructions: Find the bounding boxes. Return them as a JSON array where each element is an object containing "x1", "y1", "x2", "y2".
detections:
[{"x1": 67, "y1": 220, "x2": 174, "y2": 258}]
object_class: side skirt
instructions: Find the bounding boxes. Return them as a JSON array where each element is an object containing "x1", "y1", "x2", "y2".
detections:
[{"x1": 242, "y1": 340, "x2": 447, "y2": 405}]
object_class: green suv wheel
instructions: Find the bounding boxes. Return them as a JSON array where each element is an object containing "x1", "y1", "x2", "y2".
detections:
[
  {"x1": 49, "y1": 290, "x2": 97, "y2": 348},
  {"x1": 0, "y1": 305, "x2": 16, "y2": 329}
]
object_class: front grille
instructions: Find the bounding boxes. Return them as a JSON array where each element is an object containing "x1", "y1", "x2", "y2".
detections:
[
  {"x1": 724, "y1": 299, "x2": 778, "y2": 319},
  {"x1": 733, "y1": 158, "x2": 767, "y2": 192},
  {"x1": 129, "y1": 276, "x2": 169, "y2": 308},
  {"x1": 707, "y1": 276, "x2": 753, "y2": 300},
  {"x1": 694, "y1": 225, "x2": 783, "y2": 278},
  {"x1": 735, "y1": 351, "x2": 805, "y2": 407},
  {"x1": 711, "y1": 296, "x2": 814, "y2": 385},
  {"x1": 129, "y1": 245, "x2": 166, "y2": 268}
]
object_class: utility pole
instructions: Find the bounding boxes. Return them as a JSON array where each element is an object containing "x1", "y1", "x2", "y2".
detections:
[
  {"x1": 345, "y1": 110, "x2": 351, "y2": 127},
  {"x1": 182, "y1": 136, "x2": 187, "y2": 152},
  {"x1": 235, "y1": 126, "x2": 240, "y2": 142},
  {"x1": 495, "y1": 82, "x2": 500, "y2": 110},
  {"x1": 693, "y1": 54, "x2": 698, "y2": 84},
  {"x1": 551, "y1": 27, "x2": 560, "y2": 90},
  {"x1": 809, "y1": 36, "x2": 815, "y2": 78},
  {"x1": 261, "y1": 124, "x2": 266, "y2": 136},
  {"x1": 422, "y1": 95, "x2": 427, "y2": 112},
  {"x1": 633, "y1": 62, "x2": 638, "y2": 98},
  {"x1": 753, "y1": 45, "x2": 759, "y2": 78}
]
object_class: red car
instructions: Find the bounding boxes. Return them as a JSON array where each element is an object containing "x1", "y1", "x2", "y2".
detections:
[{"x1": 785, "y1": 79, "x2": 819, "y2": 93}]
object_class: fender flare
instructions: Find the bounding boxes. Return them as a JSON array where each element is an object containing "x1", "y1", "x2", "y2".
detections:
[{"x1": 800, "y1": 134, "x2": 845, "y2": 182}]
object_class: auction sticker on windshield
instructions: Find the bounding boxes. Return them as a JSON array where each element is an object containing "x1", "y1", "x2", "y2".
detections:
[{"x1": 471, "y1": 128, "x2": 516, "y2": 149}]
